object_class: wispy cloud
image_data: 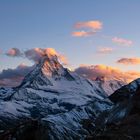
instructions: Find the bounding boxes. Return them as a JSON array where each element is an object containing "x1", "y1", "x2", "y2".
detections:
[
  {"x1": 117, "y1": 57, "x2": 140, "y2": 65},
  {"x1": 112, "y1": 37, "x2": 133, "y2": 46},
  {"x1": 72, "y1": 20, "x2": 102, "y2": 37},
  {"x1": 97, "y1": 47, "x2": 113, "y2": 54},
  {"x1": 6, "y1": 48, "x2": 22, "y2": 57},
  {"x1": 72, "y1": 31, "x2": 96, "y2": 37}
]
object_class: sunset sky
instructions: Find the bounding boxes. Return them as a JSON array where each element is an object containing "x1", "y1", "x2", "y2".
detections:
[{"x1": 0, "y1": 0, "x2": 140, "y2": 86}]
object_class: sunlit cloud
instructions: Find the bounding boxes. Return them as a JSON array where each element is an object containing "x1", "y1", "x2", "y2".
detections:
[
  {"x1": 25, "y1": 48, "x2": 68, "y2": 65},
  {"x1": 74, "y1": 20, "x2": 102, "y2": 30},
  {"x1": 4, "y1": 47, "x2": 68, "y2": 65},
  {"x1": 0, "y1": 47, "x2": 69, "y2": 87},
  {"x1": 97, "y1": 47, "x2": 113, "y2": 54},
  {"x1": 6, "y1": 48, "x2": 22, "y2": 57},
  {"x1": 72, "y1": 31, "x2": 96, "y2": 37},
  {"x1": 75, "y1": 64, "x2": 140, "y2": 83},
  {"x1": 117, "y1": 57, "x2": 140, "y2": 65},
  {"x1": 72, "y1": 20, "x2": 102, "y2": 37},
  {"x1": 112, "y1": 37, "x2": 133, "y2": 46},
  {"x1": 58, "y1": 54, "x2": 68, "y2": 65}
]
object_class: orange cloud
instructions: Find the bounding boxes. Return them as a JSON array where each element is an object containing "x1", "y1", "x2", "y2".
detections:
[
  {"x1": 97, "y1": 47, "x2": 113, "y2": 54},
  {"x1": 112, "y1": 37, "x2": 133, "y2": 46},
  {"x1": 117, "y1": 57, "x2": 140, "y2": 65},
  {"x1": 72, "y1": 31, "x2": 95, "y2": 37},
  {"x1": 58, "y1": 55, "x2": 68, "y2": 65},
  {"x1": 25, "y1": 48, "x2": 68, "y2": 65},
  {"x1": 72, "y1": 20, "x2": 102, "y2": 37},
  {"x1": 75, "y1": 20, "x2": 102, "y2": 30},
  {"x1": 75, "y1": 64, "x2": 140, "y2": 83}
]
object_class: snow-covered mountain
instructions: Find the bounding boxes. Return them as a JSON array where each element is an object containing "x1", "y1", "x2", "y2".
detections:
[
  {"x1": 95, "y1": 76, "x2": 126, "y2": 95},
  {"x1": 87, "y1": 78, "x2": 140, "y2": 139},
  {"x1": 0, "y1": 54, "x2": 125, "y2": 139}
]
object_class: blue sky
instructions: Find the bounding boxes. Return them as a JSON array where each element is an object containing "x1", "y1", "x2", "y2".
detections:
[{"x1": 0, "y1": 0, "x2": 140, "y2": 71}]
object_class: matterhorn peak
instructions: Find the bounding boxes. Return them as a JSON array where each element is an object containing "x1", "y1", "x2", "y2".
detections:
[
  {"x1": 18, "y1": 53, "x2": 74, "y2": 88},
  {"x1": 40, "y1": 54, "x2": 65, "y2": 77}
]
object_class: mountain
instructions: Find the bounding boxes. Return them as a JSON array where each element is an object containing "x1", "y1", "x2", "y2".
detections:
[
  {"x1": 109, "y1": 78, "x2": 140, "y2": 103},
  {"x1": 0, "y1": 54, "x2": 114, "y2": 140},
  {"x1": 86, "y1": 78, "x2": 140, "y2": 140},
  {"x1": 95, "y1": 76, "x2": 126, "y2": 96}
]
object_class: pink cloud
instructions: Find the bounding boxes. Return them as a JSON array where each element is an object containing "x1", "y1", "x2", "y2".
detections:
[
  {"x1": 112, "y1": 37, "x2": 133, "y2": 46},
  {"x1": 72, "y1": 31, "x2": 95, "y2": 37},
  {"x1": 117, "y1": 57, "x2": 140, "y2": 65},
  {"x1": 72, "y1": 20, "x2": 102, "y2": 37},
  {"x1": 6, "y1": 48, "x2": 22, "y2": 57},
  {"x1": 97, "y1": 47, "x2": 113, "y2": 54},
  {"x1": 74, "y1": 20, "x2": 102, "y2": 30},
  {"x1": 25, "y1": 48, "x2": 68, "y2": 65}
]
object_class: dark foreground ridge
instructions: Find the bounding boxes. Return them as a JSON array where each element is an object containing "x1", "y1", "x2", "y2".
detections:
[{"x1": 86, "y1": 79, "x2": 140, "y2": 140}]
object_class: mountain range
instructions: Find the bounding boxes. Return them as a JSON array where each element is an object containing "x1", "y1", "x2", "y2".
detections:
[{"x1": 0, "y1": 54, "x2": 139, "y2": 140}]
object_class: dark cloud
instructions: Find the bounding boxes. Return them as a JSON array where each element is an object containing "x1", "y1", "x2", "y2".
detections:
[{"x1": 0, "y1": 64, "x2": 34, "y2": 87}]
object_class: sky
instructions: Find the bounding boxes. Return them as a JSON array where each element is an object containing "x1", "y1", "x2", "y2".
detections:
[{"x1": 0, "y1": 0, "x2": 140, "y2": 86}]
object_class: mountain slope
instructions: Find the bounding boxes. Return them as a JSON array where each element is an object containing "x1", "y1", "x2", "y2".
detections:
[
  {"x1": 0, "y1": 54, "x2": 113, "y2": 140},
  {"x1": 86, "y1": 78, "x2": 140, "y2": 140},
  {"x1": 95, "y1": 76, "x2": 126, "y2": 96}
]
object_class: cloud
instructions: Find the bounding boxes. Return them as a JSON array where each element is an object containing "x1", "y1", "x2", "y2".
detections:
[
  {"x1": 117, "y1": 57, "x2": 140, "y2": 65},
  {"x1": 72, "y1": 31, "x2": 96, "y2": 37},
  {"x1": 74, "y1": 64, "x2": 140, "y2": 83},
  {"x1": 0, "y1": 48, "x2": 68, "y2": 87},
  {"x1": 6, "y1": 48, "x2": 22, "y2": 57},
  {"x1": 74, "y1": 20, "x2": 102, "y2": 30},
  {"x1": 112, "y1": 37, "x2": 133, "y2": 46},
  {"x1": 97, "y1": 47, "x2": 113, "y2": 54},
  {"x1": 72, "y1": 20, "x2": 102, "y2": 37},
  {"x1": 0, "y1": 64, "x2": 34, "y2": 87},
  {"x1": 5, "y1": 48, "x2": 68, "y2": 65},
  {"x1": 4, "y1": 47, "x2": 68, "y2": 65},
  {"x1": 24, "y1": 48, "x2": 68, "y2": 65}
]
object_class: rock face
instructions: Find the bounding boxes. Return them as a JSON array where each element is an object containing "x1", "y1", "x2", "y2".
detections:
[
  {"x1": 86, "y1": 78, "x2": 140, "y2": 140},
  {"x1": 109, "y1": 78, "x2": 140, "y2": 103},
  {"x1": 0, "y1": 54, "x2": 114, "y2": 140}
]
